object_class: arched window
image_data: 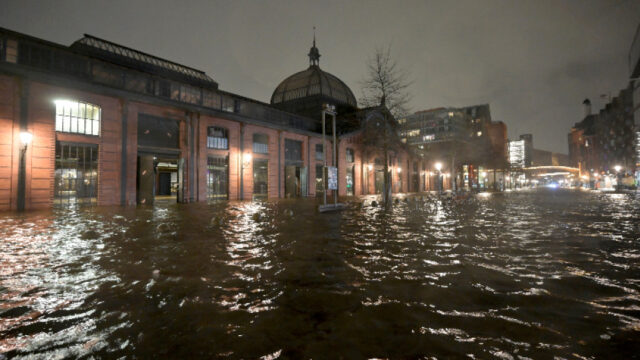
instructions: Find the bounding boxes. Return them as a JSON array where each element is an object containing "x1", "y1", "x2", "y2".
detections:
[
  {"x1": 207, "y1": 126, "x2": 228, "y2": 149},
  {"x1": 55, "y1": 100, "x2": 101, "y2": 136}
]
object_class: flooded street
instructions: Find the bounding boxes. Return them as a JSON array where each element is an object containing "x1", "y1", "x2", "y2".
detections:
[{"x1": 1, "y1": 189, "x2": 640, "y2": 359}]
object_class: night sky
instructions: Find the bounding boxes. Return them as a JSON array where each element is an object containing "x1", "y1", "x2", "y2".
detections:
[{"x1": 2, "y1": 0, "x2": 638, "y2": 153}]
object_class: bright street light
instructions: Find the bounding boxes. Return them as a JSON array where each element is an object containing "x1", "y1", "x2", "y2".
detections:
[
  {"x1": 434, "y1": 162, "x2": 442, "y2": 171},
  {"x1": 614, "y1": 165, "x2": 622, "y2": 172},
  {"x1": 20, "y1": 131, "x2": 33, "y2": 147}
]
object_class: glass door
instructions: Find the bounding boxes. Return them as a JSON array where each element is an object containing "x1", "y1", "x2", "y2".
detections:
[{"x1": 253, "y1": 159, "x2": 268, "y2": 200}]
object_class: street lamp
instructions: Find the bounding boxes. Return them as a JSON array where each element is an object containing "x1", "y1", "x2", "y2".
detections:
[
  {"x1": 613, "y1": 165, "x2": 622, "y2": 190},
  {"x1": 20, "y1": 131, "x2": 33, "y2": 147},
  {"x1": 434, "y1": 162, "x2": 443, "y2": 193}
]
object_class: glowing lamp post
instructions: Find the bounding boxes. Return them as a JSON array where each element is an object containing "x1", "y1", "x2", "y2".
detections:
[
  {"x1": 434, "y1": 162, "x2": 443, "y2": 193},
  {"x1": 20, "y1": 131, "x2": 33, "y2": 148},
  {"x1": 613, "y1": 165, "x2": 622, "y2": 190}
]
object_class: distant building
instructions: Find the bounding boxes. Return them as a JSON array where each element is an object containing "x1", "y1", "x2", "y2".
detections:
[
  {"x1": 398, "y1": 104, "x2": 504, "y2": 190},
  {"x1": 508, "y1": 140, "x2": 526, "y2": 169},
  {"x1": 568, "y1": 86, "x2": 635, "y2": 177},
  {"x1": 487, "y1": 121, "x2": 508, "y2": 166},
  {"x1": 531, "y1": 149, "x2": 569, "y2": 167},
  {"x1": 519, "y1": 134, "x2": 533, "y2": 167}
]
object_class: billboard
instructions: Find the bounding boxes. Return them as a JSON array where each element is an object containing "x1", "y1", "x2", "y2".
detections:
[{"x1": 327, "y1": 166, "x2": 338, "y2": 190}]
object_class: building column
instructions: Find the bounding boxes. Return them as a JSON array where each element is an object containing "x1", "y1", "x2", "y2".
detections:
[{"x1": 17, "y1": 79, "x2": 28, "y2": 211}]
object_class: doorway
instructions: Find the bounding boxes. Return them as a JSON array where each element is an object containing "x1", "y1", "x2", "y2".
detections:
[
  {"x1": 207, "y1": 156, "x2": 229, "y2": 200},
  {"x1": 253, "y1": 158, "x2": 268, "y2": 200},
  {"x1": 137, "y1": 155, "x2": 180, "y2": 205},
  {"x1": 285, "y1": 165, "x2": 307, "y2": 198},
  {"x1": 346, "y1": 165, "x2": 355, "y2": 196},
  {"x1": 156, "y1": 160, "x2": 178, "y2": 199}
]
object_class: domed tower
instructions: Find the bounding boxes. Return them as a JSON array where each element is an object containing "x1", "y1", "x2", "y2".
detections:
[{"x1": 270, "y1": 32, "x2": 357, "y2": 128}]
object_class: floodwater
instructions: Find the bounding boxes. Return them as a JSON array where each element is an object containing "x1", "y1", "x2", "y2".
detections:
[{"x1": 1, "y1": 189, "x2": 640, "y2": 359}]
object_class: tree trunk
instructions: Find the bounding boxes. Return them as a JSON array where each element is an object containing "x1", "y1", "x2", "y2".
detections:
[{"x1": 383, "y1": 134, "x2": 390, "y2": 207}]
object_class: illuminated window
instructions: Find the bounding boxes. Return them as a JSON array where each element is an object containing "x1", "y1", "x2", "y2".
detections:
[
  {"x1": 316, "y1": 144, "x2": 324, "y2": 160},
  {"x1": 407, "y1": 129, "x2": 420, "y2": 137},
  {"x1": 423, "y1": 134, "x2": 435, "y2": 141},
  {"x1": 207, "y1": 127, "x2": 228, "y2": 149},
  {"x1": 253, "y1": 133, "x2": 268, "y2": 154},
  {"x1": 346, "y1": 148, "x2": 354, "y2": 163},
  {"x1": 55, "y1": 100, "x2": 101, "y2": 136}
]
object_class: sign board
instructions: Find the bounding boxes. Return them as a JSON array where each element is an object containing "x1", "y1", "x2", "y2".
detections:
[{"x1": 327, "y1": 166, "x2": 338, "y2": 190}]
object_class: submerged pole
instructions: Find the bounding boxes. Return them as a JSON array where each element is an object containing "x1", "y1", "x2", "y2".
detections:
[
  {"x1": 332, "y1": 112, "x2": 337, "y2": 205},
  {"x1": 322, "y1": 110, "x2": 327, "y2": 206}
]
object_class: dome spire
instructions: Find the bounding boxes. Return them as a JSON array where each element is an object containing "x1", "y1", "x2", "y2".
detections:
[{"x1": 308, "y1": 26, "x2": 320, "y2": 66}]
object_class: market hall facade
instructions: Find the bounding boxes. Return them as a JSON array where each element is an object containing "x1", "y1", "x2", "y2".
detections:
[{"x1": 0, "y1": 27, "x2": 425, "y2": 211}]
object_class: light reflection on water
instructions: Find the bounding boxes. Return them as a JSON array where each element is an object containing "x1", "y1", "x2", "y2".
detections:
[{"x1": 1, "y1": 189, "x2": 639, "y2": 358}]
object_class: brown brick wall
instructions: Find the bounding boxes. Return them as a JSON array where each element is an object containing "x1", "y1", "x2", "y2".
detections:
[
  {"x1": 0, "y1": 75, "x2": 425, "y2": 211},
  {"x1": 0, "y1": 75, "x2": 17, "y2": 210}
]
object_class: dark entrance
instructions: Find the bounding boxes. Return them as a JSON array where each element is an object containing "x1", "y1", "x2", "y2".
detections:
[
  {"x1": 155, "y1": 160, "x2": 178, "y2": 198},
  {"x1": 136, "y1": 114, "x2": 182, "y2": 205},
  {"x1": 253, "y1": 158, "x2": 268, "y2": 200},
  {"x1": 285, "y1": 165, "x2": 307, "y2": 198},
  {"x1": 158, "y1": 173, "x2": 171, "y2": 195},
  {"x1": 137, "y1": 154, "x2": 180, "y2": 205}
]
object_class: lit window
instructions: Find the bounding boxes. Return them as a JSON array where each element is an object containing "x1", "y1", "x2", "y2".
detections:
[
  {"x1": 55, "y1": 100, "x2": 101, "y2": 136},
  {"x1": 315, "y1": 144, "x2": 324, "y2": 160},
  {"x1": 253, "y1": 133, "x2": 268, "y2": 154},
  {"x1": 346, "y1": 148, "x2": 354, "y2": 163},
  {"x1": 207, "y1": 126, "x2": 228, "y2": 149},
  {"x1": 423, "y1": 134, "x2": 435, "y2": 141}
]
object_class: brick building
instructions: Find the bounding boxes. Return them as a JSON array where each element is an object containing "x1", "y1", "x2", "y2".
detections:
[
  {"x1": 568, "y1": 88, "x2": 635, "y2": 177},
  {"x1": 0, "y1": 27, "x2": 421, "y2": 211}
]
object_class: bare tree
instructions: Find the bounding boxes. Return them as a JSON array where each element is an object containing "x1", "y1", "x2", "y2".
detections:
[
  {"x1": 358, "y1": 45, "x2": 412, "y2": 206},
  {"x1": 359, "y1": 44, "x2": 412, "y2": 119}
]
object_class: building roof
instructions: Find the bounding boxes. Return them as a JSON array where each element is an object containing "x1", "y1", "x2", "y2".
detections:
[
  {"x1": 270, "y1": 38, "x2": 357, "y2": 109},
  {"x1": 71, "y1": 34, "x2": 218, "y2": 89}
]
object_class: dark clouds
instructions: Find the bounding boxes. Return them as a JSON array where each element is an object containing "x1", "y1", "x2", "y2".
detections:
[{"x1": 1, "y1": 0, "x2": 638, "y2": 152}]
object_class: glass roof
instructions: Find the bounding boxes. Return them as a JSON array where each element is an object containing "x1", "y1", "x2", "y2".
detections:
[
  {"x1": 271, "y1": 65, "x2": 356, "y2": 107},
  {"x1": 72, "y1": 35, "x2": 217, "y2": 87}
]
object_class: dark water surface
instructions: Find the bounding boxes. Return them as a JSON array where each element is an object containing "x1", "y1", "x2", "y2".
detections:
[{"x1": 1, "y1": 189, "x2": 640, "y2": 359}]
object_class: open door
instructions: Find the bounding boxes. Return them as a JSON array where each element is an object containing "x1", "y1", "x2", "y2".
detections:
[{"x1": 137, "y1": 155, "x2": 155, "y2": 205}]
